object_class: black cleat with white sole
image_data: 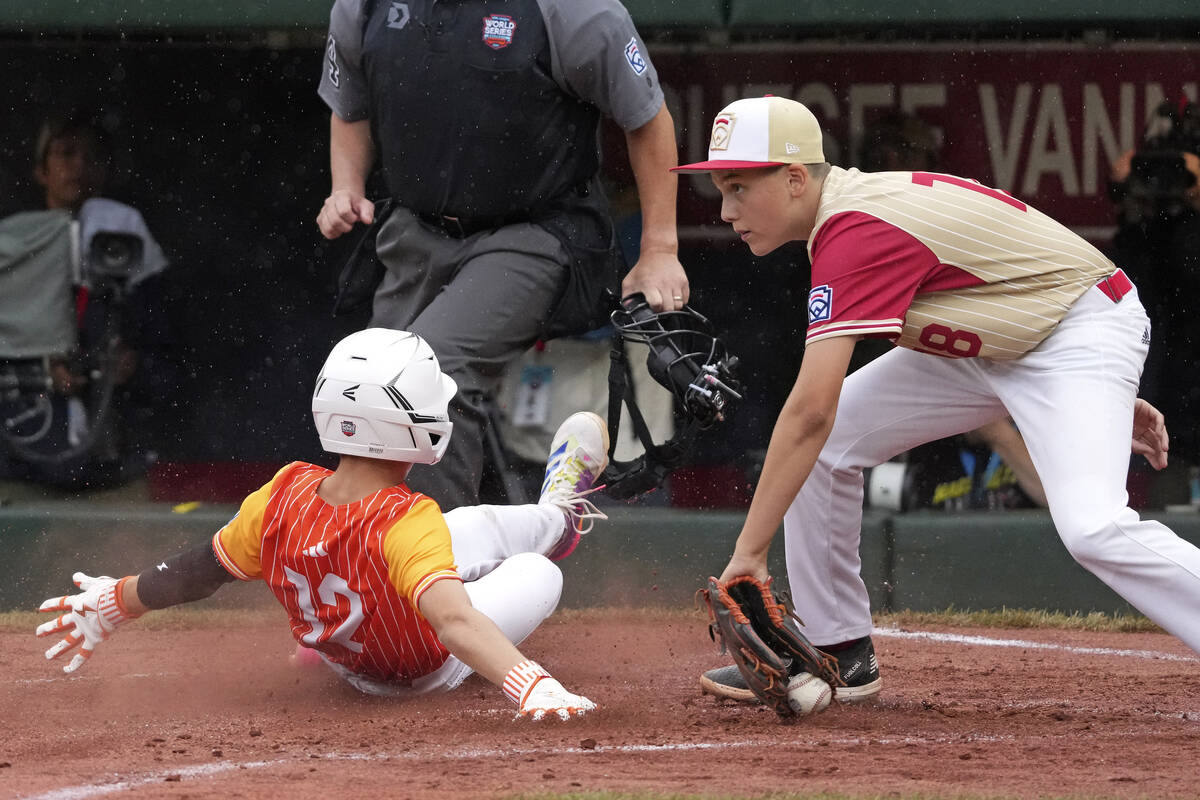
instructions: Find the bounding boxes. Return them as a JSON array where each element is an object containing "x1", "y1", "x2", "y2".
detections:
[{"x1": 699, "y1": 635, "x2": 881, "y2": 703}]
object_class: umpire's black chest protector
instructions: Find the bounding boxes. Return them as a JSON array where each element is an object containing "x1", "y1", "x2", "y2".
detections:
[{"x1": 361, "y1": 0, "x2": 601, "y2": 218}]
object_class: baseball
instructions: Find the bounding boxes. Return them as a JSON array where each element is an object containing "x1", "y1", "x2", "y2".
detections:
[{"x1": 786, "y1": 672, "x2": 833, "y2": 716}]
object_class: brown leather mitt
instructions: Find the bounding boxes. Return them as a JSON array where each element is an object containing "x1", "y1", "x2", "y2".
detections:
[{"x1": 698, "y1": 575, "x2": 843, "y2": 716}]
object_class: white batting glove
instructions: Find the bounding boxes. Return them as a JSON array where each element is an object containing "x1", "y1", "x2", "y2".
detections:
[
  {"x1": 36, "y1": 572, "x2": 140, "y2": 674},
  {"x1": 503, "y1": 660, "x2": 596, "y2": 720}
]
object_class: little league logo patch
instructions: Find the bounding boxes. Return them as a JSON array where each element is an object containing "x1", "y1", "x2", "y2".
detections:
[
  {"x1": 624, "y1": 37, "x2": 647, "y2": 75},
  {"x1": 341, "y1": 420, "x2": 356, "y2": 437},
  {"x1": 482, "y1": 14, "x2": 516, "y2": 49},
  {"x1": 808, "y1": 284, "x2": 833, "y2": 324},
  {"x1": 709, "y1": 113, "x2": 735, "y2": 151}
]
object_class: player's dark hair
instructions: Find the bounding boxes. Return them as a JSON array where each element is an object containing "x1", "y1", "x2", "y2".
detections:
[{"x1": 806, "y1": 162, "x2": 832, "y2": 181}]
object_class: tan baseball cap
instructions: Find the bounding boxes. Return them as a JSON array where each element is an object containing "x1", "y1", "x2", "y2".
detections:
[{"x1": 672, "y1": 96, "x2": 825, "y2": 173}]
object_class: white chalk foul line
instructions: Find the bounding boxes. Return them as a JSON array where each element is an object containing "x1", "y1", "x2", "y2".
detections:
[
  {"x1": 12, "y1": 672, "x2": 173, "y2": 687},
  {"x1": 19, "y1": 760, "x2": 278, "y2": 800},
  {"x1": 20, "y1": 734, "x2": 1014, "y2": 800},
  {"x1": 873, "y1": 628, "x2": 1199, "y2": 662}
]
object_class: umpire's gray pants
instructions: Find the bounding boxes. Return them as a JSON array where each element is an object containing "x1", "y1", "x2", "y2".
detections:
[{"x1": 371, "y1": 207, "x2": 568, "y2": 509}]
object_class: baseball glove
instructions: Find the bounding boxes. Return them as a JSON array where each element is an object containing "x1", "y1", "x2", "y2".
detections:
[{"x1": 698, "y1": 575, "x2": 843, "y2": 716}]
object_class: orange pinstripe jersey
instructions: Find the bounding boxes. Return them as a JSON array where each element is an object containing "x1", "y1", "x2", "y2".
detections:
[{"x1": 212, "y1": 462, "x2": 460, "y2": 683}]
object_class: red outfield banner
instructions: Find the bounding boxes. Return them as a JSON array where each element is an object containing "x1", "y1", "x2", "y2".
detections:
[{"x1": 644, "y1": 43, "x2": 1200, "y2": 240}]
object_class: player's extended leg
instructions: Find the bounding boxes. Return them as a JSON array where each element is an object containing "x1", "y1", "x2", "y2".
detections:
[
  {"x1": 998, "y1": 287, "x2": 1200, "y2": 654},
  {"x1": 445, "y1": 411, "x2": 610, "y2": 581},
  {"x1": 785, "y1": 345, "x2": 1007, "y2": 646}
]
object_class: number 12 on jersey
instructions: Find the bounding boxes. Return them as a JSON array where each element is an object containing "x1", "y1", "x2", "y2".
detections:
[{"x1": 284, "y1": 567, "x2": 365, "y2": 653}]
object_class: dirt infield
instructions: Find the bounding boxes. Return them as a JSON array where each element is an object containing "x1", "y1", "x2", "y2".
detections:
[{"x1": 3, "y1": 609, "x2": 1199, "y2": 800}]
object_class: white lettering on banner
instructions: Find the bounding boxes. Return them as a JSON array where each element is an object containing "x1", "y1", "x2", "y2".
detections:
[
  {"x1": 1082, "y1": 83, "x2": 1135, "y2": 196},
  {"x1": 978, "y1": 83, "x2": 1033, "y2": 193},
  {"x1": 798, "y1": 82, "x2": 843, "y2": 164},
  {"x1": 1023, "y1": 85, "x2": 1078, "y2": 197},
  {"x1": 1145, "y1": 83, "x2": 1166, "y2": 122},
  {"x1": 797, "y1": 82, "x2": 840, "y2": 120},
  {"x1": 849, "y1": 83, "x2": 896, "y2": 157},
  {"x1": 899, "y1": 83, "x2": 948, "y2": 119},
  {"x1": 978, "y1": 81, "x2": 1195, "y2": 197},
  {"x1": 674, "y1": 76, "x2": 1200, "y2": 210}
]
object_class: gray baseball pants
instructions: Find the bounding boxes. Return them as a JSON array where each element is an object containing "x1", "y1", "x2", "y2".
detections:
[{"x1": 370, "y1": 207, "x2": 569, "y2": 509}]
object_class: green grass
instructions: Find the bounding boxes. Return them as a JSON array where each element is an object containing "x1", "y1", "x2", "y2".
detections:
[{"x1": 880, "y1": 606, "x2": 1160, "y2": 633}]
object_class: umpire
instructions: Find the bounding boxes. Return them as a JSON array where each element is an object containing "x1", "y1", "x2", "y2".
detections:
[{"x1": 316, "y1": 0, "x2": 687, "y2": 509}]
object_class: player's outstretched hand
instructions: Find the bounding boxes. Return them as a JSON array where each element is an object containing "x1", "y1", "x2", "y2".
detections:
[
  {"x1": 1131, "y1": 398, "x2": 1169, "y2": 471},
  {"x1": 518, "y1": 678, "x2": 597, "y2": 721},
  {"x1": 36, "y1": 572, "x2": 140, "y2": 674}
]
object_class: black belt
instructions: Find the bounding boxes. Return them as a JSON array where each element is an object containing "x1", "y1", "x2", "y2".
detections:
[{"x1": 415, "y1": 210, "x2": 530, "y2": 239}]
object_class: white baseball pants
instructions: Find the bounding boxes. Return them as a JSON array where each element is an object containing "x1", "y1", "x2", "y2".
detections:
[
  {"x1": 786, "y1": 285, "x2": 1200, "y2": 655},
  {"x1": 326, "y1": 503, "x2": 568, "y2": 695}
]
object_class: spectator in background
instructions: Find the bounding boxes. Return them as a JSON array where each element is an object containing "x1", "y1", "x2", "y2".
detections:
[
  {"x1": 0, "y1": 109, "x2": 175, "y2": 492},
  {"x1": 1108, "y1": 98, "x2": 1200, "y2": 502}
]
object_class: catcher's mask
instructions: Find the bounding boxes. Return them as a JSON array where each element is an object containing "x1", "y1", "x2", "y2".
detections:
[{"x1": 600, "y1": 293, "x2": 743, "y2": 499}]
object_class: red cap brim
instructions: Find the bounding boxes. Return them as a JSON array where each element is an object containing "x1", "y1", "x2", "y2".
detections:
[{"x1": 670, "y1": 159, "x2": 786, "y2": 174}]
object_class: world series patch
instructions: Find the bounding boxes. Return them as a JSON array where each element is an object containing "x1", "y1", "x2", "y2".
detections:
[
  {"x1": 808, "y1": 284, "x2": 833, "y2": 324},
  {"x1": 482, "y1": 14, "x2": 516, "y2": 49}
]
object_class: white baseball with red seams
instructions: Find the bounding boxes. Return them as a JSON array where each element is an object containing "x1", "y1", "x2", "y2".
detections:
[{"x1": 786, "y1": 672, "x2": 832, "y2": 715}]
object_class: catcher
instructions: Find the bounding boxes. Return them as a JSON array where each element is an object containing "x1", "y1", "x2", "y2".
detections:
[{"x1": 35, "y1": 328, "x2": 609, "y2": 720}]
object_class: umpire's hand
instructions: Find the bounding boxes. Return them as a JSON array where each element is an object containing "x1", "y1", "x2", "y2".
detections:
[
  {"x1": 621, "y1": 250, "x2": 689, "y2": 312},
  {"x1": 318, "y1": 189, "x2": 375, "y2": 239}
]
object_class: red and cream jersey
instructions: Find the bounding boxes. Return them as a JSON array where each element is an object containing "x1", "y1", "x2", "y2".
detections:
[
  {"x1": 212, "y1": 462, "x2": 460, "y2": 683},
  {"x1": 805, "y1": 167, "x2": 1117, "y2": 359}
]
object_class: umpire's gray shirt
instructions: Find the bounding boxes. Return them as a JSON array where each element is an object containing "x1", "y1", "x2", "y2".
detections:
[{"x1": 319, "y1": 0, "x2": 664, "y2": 133}]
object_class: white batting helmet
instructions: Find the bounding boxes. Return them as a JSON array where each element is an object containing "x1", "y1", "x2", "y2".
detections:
[{"x1": 312, "y1": 328, "x2": 456, "y2": 464}]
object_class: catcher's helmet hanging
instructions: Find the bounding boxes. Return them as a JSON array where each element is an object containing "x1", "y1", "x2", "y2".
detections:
[{"x1": 599, "y1": 293, "x2": 743, "y2": 499}]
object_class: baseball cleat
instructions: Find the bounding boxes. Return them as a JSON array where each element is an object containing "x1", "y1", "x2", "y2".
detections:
[
  {"x1": 699, "y1": 664, "x2": 758, "y2": 702},
  {"x1": 700, "y1": 636, "x2": 882, "y2": 703},
  {"x1": 539, "y1": 411, "x2": 610, "y2": 561},
  {"x1": 828, "y1": 636, "x2": 882, "y2": 702}
]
